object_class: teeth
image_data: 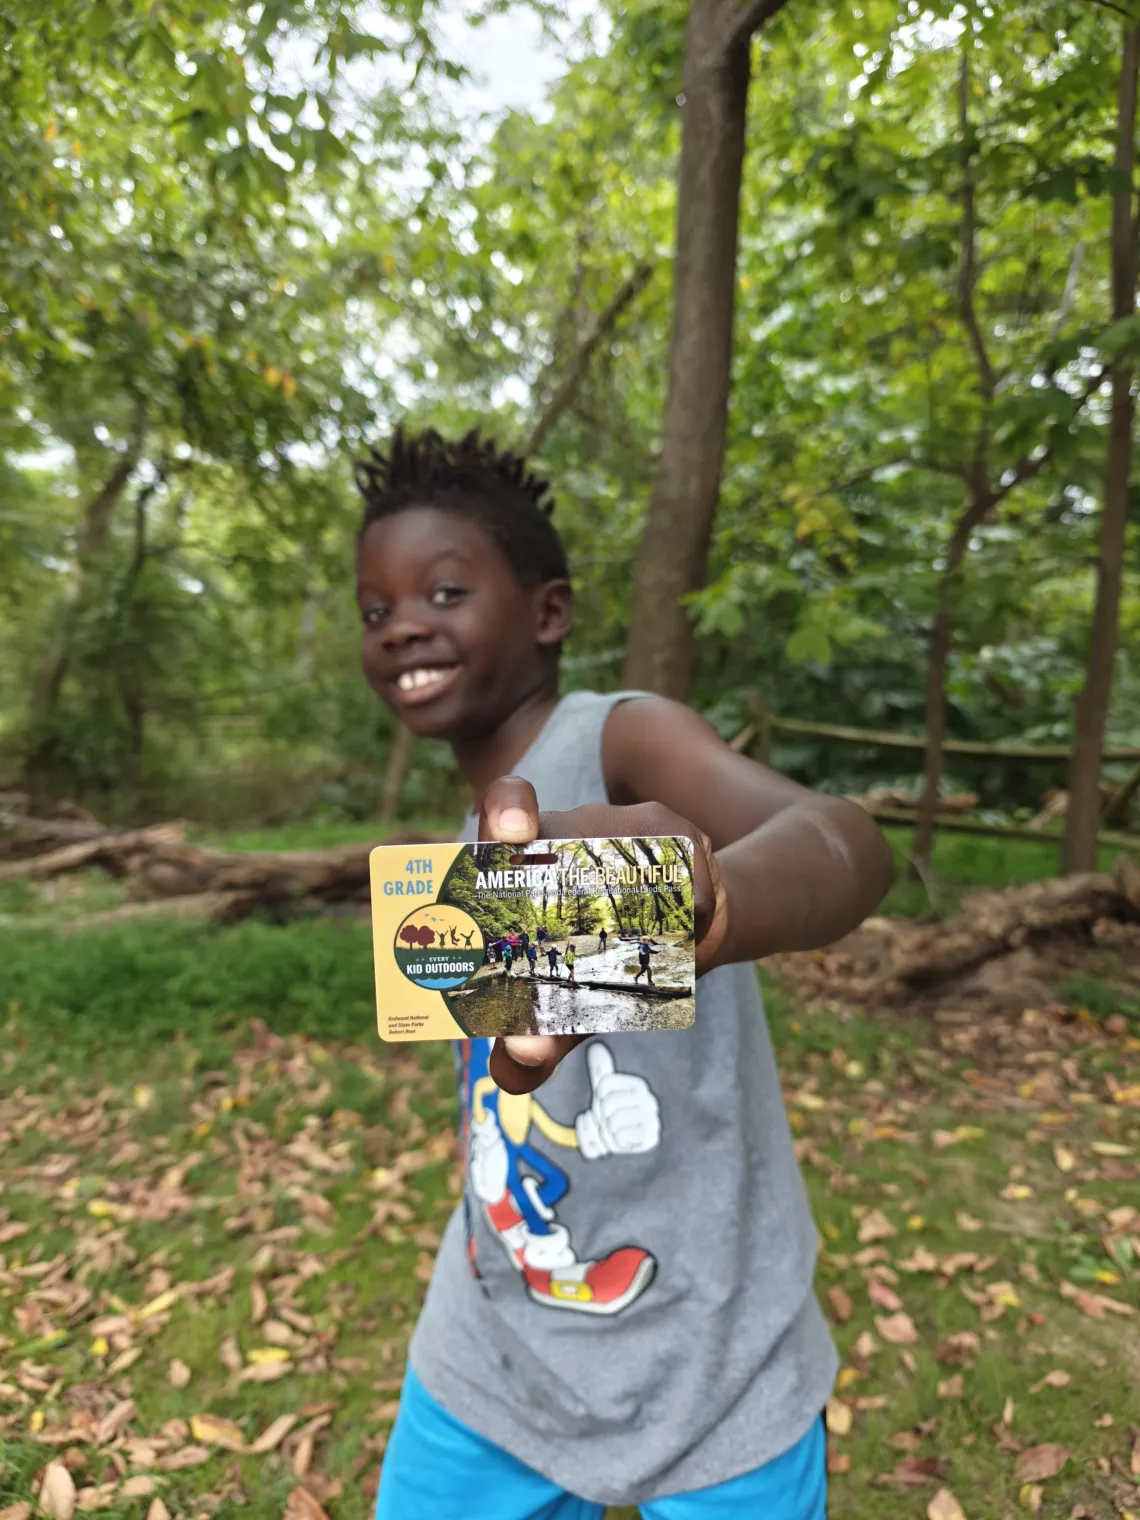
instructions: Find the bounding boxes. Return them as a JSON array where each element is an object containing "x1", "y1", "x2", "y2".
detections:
[{"x1": 397, "y1": 668, "x2": 451, "y2": 693}]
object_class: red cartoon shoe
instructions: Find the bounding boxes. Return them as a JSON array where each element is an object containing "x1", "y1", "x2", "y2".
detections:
[{"x1": 523, "y1": 1244, "x2": 657, "y2": 1316}]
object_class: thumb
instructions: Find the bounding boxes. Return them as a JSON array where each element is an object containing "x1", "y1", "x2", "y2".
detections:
[
  {"x1": 478, "y1": 776, "x2": 539, "y2": 844},
  {"x1": 586, "y1": 1040, "x2": 616, "y2": 1091}
]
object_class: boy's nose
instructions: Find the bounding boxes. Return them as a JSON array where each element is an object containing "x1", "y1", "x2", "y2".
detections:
[{"x1": 380, "y1": 607, "x2": 435, "y2": 649}]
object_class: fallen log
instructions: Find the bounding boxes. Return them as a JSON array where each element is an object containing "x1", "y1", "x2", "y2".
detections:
[
  {"x1": 0, "y1": 823, "x2": 188, "y2": 882},
  {"x1": 883, "y1": 858, "x2": 1140, "y2": 988},
  {"x1": 847, "y1": 787, "x2": 978, "y2": 816}
]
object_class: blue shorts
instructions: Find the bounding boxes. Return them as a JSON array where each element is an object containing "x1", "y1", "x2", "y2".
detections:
[{"x1": 376, "y1": 1368, "x2": 827, "y2": 1519}]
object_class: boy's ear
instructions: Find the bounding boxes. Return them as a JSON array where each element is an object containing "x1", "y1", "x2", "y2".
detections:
[{"x1": 533, "y1": 579, "x2": 574, "y2": 648}]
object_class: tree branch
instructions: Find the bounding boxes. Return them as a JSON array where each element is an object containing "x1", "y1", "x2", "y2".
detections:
[
  {"x1": 958, "y1": 51, "x2": 997, "y2": 404},
  {"x1": 522, "y1": 263, "x2": 655, "y2": 460},
  {"x1": 723, "y1": 0, "x2": 791, "y2": 54},
  {"x1": 989, "y1": 366, "x2": 1110, "y2": 510}
]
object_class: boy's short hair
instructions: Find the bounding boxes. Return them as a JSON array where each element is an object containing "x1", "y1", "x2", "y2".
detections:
[{"x1": 354, "y1": 427, "x2": 569, "y2": 585}]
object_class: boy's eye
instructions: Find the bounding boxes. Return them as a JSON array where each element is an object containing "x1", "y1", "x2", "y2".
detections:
[
  {"x1": 361, "y1": 605, "x2": 388, "y2": 627},
  {"x1": 430, "y1": 585, "x2": 466, "y2": 606}
]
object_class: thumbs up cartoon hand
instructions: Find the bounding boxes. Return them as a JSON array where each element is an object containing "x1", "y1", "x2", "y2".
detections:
[{"x1": 574, "y1": 1042, "x2": 662, "y2": 1161}]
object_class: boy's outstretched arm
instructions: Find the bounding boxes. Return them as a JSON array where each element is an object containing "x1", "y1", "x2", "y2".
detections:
[
  {"x1": 479, "y1": 696, "x2": 893, "y2": 1094},
  {"x1": 603, "y1": 697, "x2": 895, "y2": 970}
]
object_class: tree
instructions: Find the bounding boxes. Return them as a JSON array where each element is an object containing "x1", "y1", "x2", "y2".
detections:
[
  {"x1": 622, "y1": 0, "x2": 790, "y2": 698},
  {"x1": 1064, "y1": 13, "x2": 1140, "y2": 872}
]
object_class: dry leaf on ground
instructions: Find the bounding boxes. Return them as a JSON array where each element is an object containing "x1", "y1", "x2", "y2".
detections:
[
  {"x1": 825, "y1": 1398, "x2": 853, "y2": 1436},
  {"x1": 1014, "y1": 1444, "x2": 1069, "y2": 1483},
  {"x1": 146, "y1": 1501, "x2": 171, "y2": 1520},
  {"x1": 166, "y1": 1358, "x2": 191, "y2": 1388},
  {"x1": 875, "y1": 1311, "x2": 919, "y2": 1344},
  {"x1": 189, "y1": 1413, "x2": 246, "y2": 1451},
  {"x1": 858, "y1": 1209, "x2": 896, "y2": 1244},
  {"x1": 827, "y1": 1286, "x2": 853, "y2": 1323},
  {"x1": 37, "y1": 1464, "x2": 76, "y2": 1520},
  {"x1": 248, "y1": 1412, "x2": 299, "y2": 1454},
  {"x1": 928, "y1": 1488, "x2": 967, "y2": 1520}
]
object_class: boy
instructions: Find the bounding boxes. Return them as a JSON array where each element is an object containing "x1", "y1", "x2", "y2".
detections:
[
  {"x1": 546, "y1": 943, "x2": 561, "y2": 979},
  {"x1": 598, "y1": 926, "x2": 607, "y2": 954},
  {"x1": 633, "y1": 935, "x2": 656, "y2": 987},
  {"x1": 565, "y1": 943, "x2": 576, "y2": 984},
  {"x1": 525, "y1": 940, "x2": 538, "y2": 977},
  {"x1": 503, "y1": 941, "x2": 515, "y2": 979},
  {"x1": 354, "y1": 429, "x2": 893, "y2": 1518}
]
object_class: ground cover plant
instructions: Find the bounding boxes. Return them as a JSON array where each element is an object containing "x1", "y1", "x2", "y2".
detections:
[{"x1": 1, "y1": 835, "x2": 1138, "y2": 1520}]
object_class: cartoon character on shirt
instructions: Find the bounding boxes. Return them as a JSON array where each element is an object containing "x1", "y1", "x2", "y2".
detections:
[{"x1": 459, "y1": 1037, "x2": 660, "y2": 1315}]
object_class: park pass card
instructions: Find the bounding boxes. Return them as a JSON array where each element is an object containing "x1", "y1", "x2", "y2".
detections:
[{"x1": 369, "y1": 836, "x2": 696, "y2": 1042}]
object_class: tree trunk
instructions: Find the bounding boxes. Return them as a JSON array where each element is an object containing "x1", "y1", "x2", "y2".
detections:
[
  {"x1": 622, "y1": 0, "x2": 777, "y2": 698},
  {"x1": 912, "y1": 500, "x2": 988, "y2": 872},
  {"x1": 378, "y1": 722, "x2": 414, "y2": 825},
  {"x1": 25, "y1": 418, "x2": 146, "y2": 800},
  {"x1": 1063, "y1": 20, "x2": 1140, "y2": 873}
]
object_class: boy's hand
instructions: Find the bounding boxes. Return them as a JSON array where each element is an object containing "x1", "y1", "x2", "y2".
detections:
[{"x1": 478, "y1": 776, "x2": 727, "y2": 1096}]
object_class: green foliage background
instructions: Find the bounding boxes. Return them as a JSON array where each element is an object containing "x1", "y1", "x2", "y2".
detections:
[{"x1": 2, "y1": 0, "x2": 1138, "y2": 825}]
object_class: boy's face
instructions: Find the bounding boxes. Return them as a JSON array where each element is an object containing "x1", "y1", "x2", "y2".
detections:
[{"x1": 355, "y1": 505, "x2": 571, "y2": 741}]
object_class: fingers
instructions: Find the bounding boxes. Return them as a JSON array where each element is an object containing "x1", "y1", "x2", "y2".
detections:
[
  {"x1": 478, "y1": 777, "x2": 539, "y2": 844},
  {"x1": 490, "y1": 1034, "x2": 587, "y2": 1095},
  {"x1": 585, "y1": 1040, "x2": 616, "y2": 1088}
]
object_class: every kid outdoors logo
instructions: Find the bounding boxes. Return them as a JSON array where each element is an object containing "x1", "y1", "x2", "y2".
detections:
[{"x1": 393, "y1": 905, "x2": 483, "y2": 991}]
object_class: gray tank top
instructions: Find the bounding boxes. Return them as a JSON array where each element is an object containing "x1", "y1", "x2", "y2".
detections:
[{"x1": 408, "y1": 691, "x2": 837, "y2": 1506}]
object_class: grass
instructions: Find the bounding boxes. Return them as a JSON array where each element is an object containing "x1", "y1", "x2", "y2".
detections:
[
  {"x1": 0, "y1": 823, "x2": 1138, "y2": 1517},
  {"x1": 880, "y1": 828, "x2": 1128, "y2": 919}
]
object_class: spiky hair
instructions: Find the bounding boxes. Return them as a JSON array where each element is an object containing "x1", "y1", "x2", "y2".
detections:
[{"x1": 353, "y1": 427, "x2": 569, "y2": 585}]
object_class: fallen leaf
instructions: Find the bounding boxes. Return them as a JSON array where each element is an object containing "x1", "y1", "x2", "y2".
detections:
[
  {"x1": 937, "y1": 1375, "x2": 964, "y2": 1399},
  {"x1": 1131, "y1": 1435, "x2": 1140, "y2": 1477},
  {"x1": 901, "y1": 1246, "x2": 939, "y2": 1273},
  {"x1": 247, "y1": 1413, "x2": 299, "y2": 1454},
  {"x1": 869, "y1": 1279, "x2": 905, "y2": 1312},
  {"x1": 827, "y1": 1448, "x2": 851, "y2": 1475},
  {"x1": 167, "y1": 1359, "x2": 191, "y2": 1389},
  {"x1": 189, "y1": 1413, "x2": 246, "y2": 1452},
  {"x1": 928, "y1": 1488, "x2": 967, "y2": 1520},
  {"x1": 136, "y1": 1288, "x2": 179, "y2": 1322},
  {"x1": 219, "y1": 1333, "x2": 242, "y2": 1373},
  {"x1": 251, "y1": 1280, "x2": 268, "y2": 1325},
  {"x1": 0, "y1": 1506, "x2": 32, "y2": 1520},
  {"x1": 119, "y1": 1478, "x2": 156, "y2": 1499},
  {"x1": 875, "y1": 1312, "x2": 919, "y2": 1345},
  {"x1": 1002, "y1": 1397, "x2": 1015, "y2": 1427},
  {"x1": 284, "y1": 1485, "x2": 329, "y2": 1520},
  {"x1": 956, "y1": 1211, "x2": 983, "y2": 1233},
  {"x1": 1001, "y1": 1184, "x2": 1034, "y2": 1202},
  {"x1": 858, "y1": 1209, "x2": 897, "y2": 1244},
  {"x1": 146, "y1": 1502, "x2": 171, "y2": 1520},
  {"x1": 292, "y1": 1431, "x2": 314, "y2": 1477},
  {"x1": 875, "y1": 1454, "x2": 943, "y2": 1488},
  {"x1": 237, "y1": 1360, "x2": 292, "y2": 1384},
  {"x1": 94, "y1": 1400, "x2": 135, "y2": 1446},
  {"x1": 1094, "y1": 1413, "x2": 1113, "y2": 1428},
  {"x1": 1052, "y1": 1144, "x2": 1076, "y2": 1174},
  {"x1": 247, "y1": 1346, "x2": 291, "y2": 1364},
  {"x1": 853, "y1": 1330, "x2": 878, "y2": 1359},
  {"x1": 826, "y1": 1398, "x2": 853, "y2": 1436},
  {"x1": 1090, "y1": 1140, "x2": 1132, "y2": 1157},
  {"x1": 37, "y1": 1463, "x2": 76, "y2": 1520},
  {"x1": 1031, "y1": 1370, "x2": 1071, "y2": 1392},
  {"x1": 157, "y1": 1444, "x2": 211, "y2": 1471},
  {"x1": 1014, "y1": 1444, "x2": 1069, "y2": 1483},
  {"x1": 1020, "y1": 1484, "x2": 1043, "y2": 1514},
  {"x1": 827, "y1": 1286, "x2": 853, "y2": 1323},
  {"x1": 936, "y1": 1331, "x2": 981, "y2": 1367}
]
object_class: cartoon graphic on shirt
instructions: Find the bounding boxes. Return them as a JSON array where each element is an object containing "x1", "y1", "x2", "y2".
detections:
[{"x1": 459, "y1": 1038, "x2": 660, "y2": 1315}]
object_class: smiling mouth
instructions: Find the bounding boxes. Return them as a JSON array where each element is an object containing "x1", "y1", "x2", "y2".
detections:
[{"x1": 392, "y1": 665, "x2": 460, "y2": 705}]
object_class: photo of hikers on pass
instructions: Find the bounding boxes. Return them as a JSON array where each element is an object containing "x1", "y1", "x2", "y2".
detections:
[{"x1": 437, "y1": 836, "x2": 696, "y2": 1037}]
